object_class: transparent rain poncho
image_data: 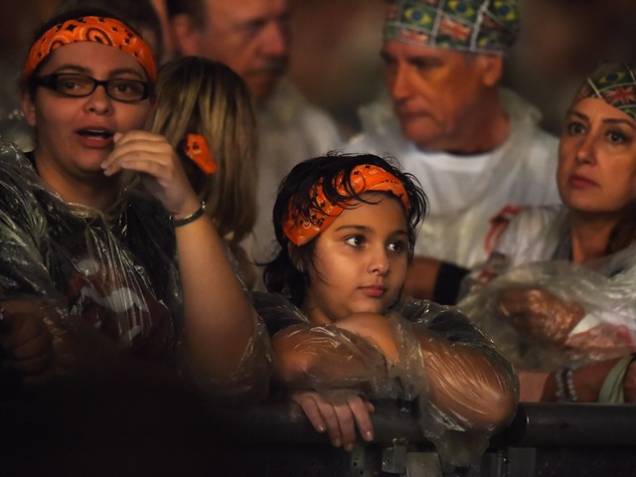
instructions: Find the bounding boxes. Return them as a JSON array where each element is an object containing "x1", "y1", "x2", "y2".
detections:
[
  {"x1": 459, "y1": 207, "x2": 636, "y2": 371},
  {"x1": 254, "y1": 292, "x2": 518, "y2": 466},
  {"x1": 0, "y1": 141, "x2": 269, "y2": 396}
]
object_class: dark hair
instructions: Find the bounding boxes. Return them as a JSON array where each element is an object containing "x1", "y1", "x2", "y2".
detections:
[
  {"x1": 263, "y1": 153, "x2": 427, "y2": 306},
  {"x1": 21, "y1": 7, "x2": 148, "y2": 96}
]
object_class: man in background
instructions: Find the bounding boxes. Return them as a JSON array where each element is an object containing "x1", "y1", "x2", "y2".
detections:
[
  {"x1": 166, "y1": 0, "x2": 341, "y2": 268},
  {"x1": 347, "y1": 0, "x2": 561, "y2": 303}
]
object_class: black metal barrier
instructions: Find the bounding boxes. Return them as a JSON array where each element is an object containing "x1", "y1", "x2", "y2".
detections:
[{"x1": 2, "y1": 388, "x2": 635, "y2": 477}]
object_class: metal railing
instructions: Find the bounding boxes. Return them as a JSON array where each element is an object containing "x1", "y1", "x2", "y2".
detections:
[{"x1": 2, "y1": 390, "x2": 636, "y2": 477}]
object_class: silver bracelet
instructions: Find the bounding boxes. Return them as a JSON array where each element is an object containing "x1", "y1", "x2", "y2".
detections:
[
  {"x1": 171, "y1": 201, "x2": 206, "y2": 228},
  {"x1": 564, "y1": 367, "x2": 578, "y2": 402}
]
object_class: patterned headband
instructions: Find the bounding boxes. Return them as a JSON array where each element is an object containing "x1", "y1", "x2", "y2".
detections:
[
  {"x1": 23, "y1": 16, "x2": 157, "y2": 82},
  {"x1": 575, "y1": 63, "x2": 636, "y2": 120},
  {"x1": 283, "y1": 164, "x2": 410, "y2": 246},
  {"x1": 384, "y1": 0, "x2": 519, "y2": 56}
]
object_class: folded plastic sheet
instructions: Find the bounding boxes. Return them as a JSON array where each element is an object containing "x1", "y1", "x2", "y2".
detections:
[
  {"x1": 0, "y1": 141, "x2": 270, "y2": 398},
  {"x1": 255, "y1": 292, "x2": 518, "y2": 465},
  {"x1": 459, "y1": 244, "x2": 636, "y2": 371}
]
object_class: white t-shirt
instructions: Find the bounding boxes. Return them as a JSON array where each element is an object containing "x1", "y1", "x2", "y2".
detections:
[{"x1": 346, "y1": 89, "x2": 561, "y2": 268}]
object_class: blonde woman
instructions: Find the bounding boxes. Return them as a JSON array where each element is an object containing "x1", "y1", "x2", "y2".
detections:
[{"x1": 151, "y1": 56, "x2": 258, "y2": 286}]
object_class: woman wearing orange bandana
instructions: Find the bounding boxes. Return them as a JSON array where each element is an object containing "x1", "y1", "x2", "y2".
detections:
[
  {"x1": 0, "y1": 8, "x2": 268, "y2": 399},
  {"x1": 258, "y1": 153, "x2": 517, "y2": 466}
]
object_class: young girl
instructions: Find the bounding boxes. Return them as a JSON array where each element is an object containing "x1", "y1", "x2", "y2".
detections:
[
  {"x1": 259, "y1": 153, "x2": 517, "y2": 465},
  {"x1": 150, "y1": 56, "x2": 258, "y2": 287}
]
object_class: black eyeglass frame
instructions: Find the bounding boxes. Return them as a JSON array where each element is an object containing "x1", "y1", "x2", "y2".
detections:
[{"x1": 30, "y1": 73, "x2": 153, "y2": 103}]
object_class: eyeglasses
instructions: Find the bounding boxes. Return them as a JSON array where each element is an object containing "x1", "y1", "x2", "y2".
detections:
[{"x1": 31, "y1": 73, "x2": 152, "y2": 103}]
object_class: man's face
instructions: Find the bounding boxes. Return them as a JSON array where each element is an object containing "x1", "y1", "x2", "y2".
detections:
[
  {"x1": 381, "y1": 40, "x2": 491, "y2": 151},
  {"x1": 197, "y1": 0, "x2": 290, "y2": 101}
]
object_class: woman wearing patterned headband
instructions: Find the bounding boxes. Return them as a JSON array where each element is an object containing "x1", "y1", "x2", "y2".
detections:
[
  {"x1": 257, "y1": 153, "x2": 517, "y2": 465},
  {"x1": 150, "y1": 57, "x2": 258, "y2": 288},
  {"x1": 460, "y1": 63, "x2": 636, "y2": 404},
  {"x1": 0, "y1": 8, "x2": 268, "y2": 399}
]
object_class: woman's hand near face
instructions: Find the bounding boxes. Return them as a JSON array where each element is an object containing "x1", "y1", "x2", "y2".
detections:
[
  {"x1": 291, "y1": 390, "x2": 375, "y2": 451},
  {"x1": 102, "y1": 131, "x2": 199, "y2": 217}
]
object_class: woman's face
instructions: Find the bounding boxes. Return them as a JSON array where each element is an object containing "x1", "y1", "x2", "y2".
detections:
[
  {"x1": 21, "y1": 41, "x2": 152, "y2": 181},
  {"x1": 302, "y1": 193, "x2": 410, "y2": 325},
  {"x1": 558, "y1": 98, "x2": 636, "y2": 215}
]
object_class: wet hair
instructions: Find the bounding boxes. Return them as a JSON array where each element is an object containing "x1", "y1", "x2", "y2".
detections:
[
  {"x1": 264, "y1": 153, "x2": 427, "y2": 306},
  {"x1": 20, "y1": 7, "x2": 146, "y2": 97},
  {"x1": 150, "y1": 56, "x2": 257, "y2": 244}
]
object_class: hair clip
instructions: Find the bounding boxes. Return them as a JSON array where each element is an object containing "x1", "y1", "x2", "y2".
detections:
[{"x1": 183, "y1": 133, "x2": 217, "y2": 175}]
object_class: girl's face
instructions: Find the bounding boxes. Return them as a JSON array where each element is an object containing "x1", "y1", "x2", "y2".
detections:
[
  {"x1": 302, "y1": 193, "x2": 410, "y2": 325},
  {"x1": 21, "y1": 41, "x2": 152, "y2": 181},
  {"x1": 558, "y1": 98, "x2": 636, "y2": 215}
]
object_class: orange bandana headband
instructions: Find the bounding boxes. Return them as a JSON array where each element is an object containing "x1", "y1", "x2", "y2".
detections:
[
  {"x1": 283, "y1": 164, "x2": 410, "y2": 246},
  {"x1": 23, "y1": 16, "x2": 157, "y2": 82}
]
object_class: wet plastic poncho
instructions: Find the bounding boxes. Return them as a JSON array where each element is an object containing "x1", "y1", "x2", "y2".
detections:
[
  {"x1": 459, "y1": 206, "x2": 636, "y2": 371},
  {"x1": 254, "y1": 292, "x2": 518, "y2": 466},
  {"x1": 0, "y1": 141, "x2": 270, "y2": 397}
]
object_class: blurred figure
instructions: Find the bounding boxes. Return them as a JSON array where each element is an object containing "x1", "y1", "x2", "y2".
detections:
[
  {"x1": 0, "y1": 0, "x2": 58, "y2": 151},
  {"x1": 166, "y1": 0, "x2": 341, "y2": 271},
  {"x1": 151, "y1": 57, "x2": 259, "y2": 287},
  {"x1": 346, "y1": 0, "x2": 561, "y2": 304}
]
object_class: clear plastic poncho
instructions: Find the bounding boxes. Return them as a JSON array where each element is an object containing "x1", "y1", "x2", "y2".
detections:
[
  {"x1": 459, "y1": 206, "x2": 636, "y2": 371},
  {"x1": 0, "y1": 141, "x2": 269, "y2": 397},
  {"x1": 254, "y1": 292, "x2": 518, "y2": 466}
]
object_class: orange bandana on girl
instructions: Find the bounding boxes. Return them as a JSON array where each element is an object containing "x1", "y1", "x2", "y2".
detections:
[
  {"x1": 283, "y1": 164, "x2": 410, "y2": 246},
  {"x1": 23, "y1": 16, "x2": 157, "y2": 81}
]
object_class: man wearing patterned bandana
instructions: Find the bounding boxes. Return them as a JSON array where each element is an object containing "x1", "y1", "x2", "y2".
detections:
[
  {"x1": 165, "y1": 0, "x2": 341, "y2": 274},
  {"x1": 347, "y1": 0, "x2": 561, "y2": 304}
]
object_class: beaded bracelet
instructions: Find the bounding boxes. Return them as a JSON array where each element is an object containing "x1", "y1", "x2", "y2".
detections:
[
  {"x1": 171, "y1": 201, "x2": 206, "y2": 228},
  {"x1": 555, "y1": 367, "x2": 578, "y2": 402}
]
